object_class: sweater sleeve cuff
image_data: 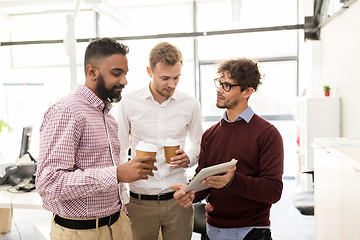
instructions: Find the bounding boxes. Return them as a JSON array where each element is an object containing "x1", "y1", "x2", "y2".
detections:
[{"x1": 225, "y1": 172, "x2": 235, "y2": 187}]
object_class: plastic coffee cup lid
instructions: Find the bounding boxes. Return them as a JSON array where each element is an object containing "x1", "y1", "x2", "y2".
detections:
[{"x1": 135, "y1": 141, "x2": 158, "y2": 152}]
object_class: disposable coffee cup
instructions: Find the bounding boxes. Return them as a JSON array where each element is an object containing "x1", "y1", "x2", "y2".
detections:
[
  {"x1": 135, "y1": 141, "x2": 157, "y2": 167},
  {"x1": 163, "y1": 139, "x2": 180, "y2": 164}
]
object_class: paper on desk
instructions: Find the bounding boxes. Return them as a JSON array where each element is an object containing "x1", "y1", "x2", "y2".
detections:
[{"x1": 312, "y1": 137, "x2": 360, "y2": 148}]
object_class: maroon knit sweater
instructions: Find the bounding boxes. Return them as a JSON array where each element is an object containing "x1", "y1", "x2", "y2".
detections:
[{"x1": 194, "y1": 114, "x2": 284, "y2": 228}]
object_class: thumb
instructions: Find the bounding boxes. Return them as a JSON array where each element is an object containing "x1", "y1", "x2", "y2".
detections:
[
  {"x1": 170, "y1": 183, "x2": 182, "y2": 191},
  {"x1": 171, "y1": 183, "x2": 187, "y2": 200}
]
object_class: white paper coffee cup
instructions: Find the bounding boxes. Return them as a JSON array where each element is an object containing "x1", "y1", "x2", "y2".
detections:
[{"x1": 135, "y1": 141, "x2": 157, "y2": 158}]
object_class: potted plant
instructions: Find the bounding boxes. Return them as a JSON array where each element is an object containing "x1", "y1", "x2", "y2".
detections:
[
  {"x1": 0, "y1": 120, "x2": 12, "y2": 160},
  {"x1": 323, "y1": 85, "x2": 331, "y2": 97},
  {"x1": 0, "y1": 120, "x2": 12, "y2": 136}
]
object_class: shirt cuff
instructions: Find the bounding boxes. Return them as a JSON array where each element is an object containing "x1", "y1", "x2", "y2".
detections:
[
  {"x1": 188, "y1": 152, "x2": 198, "y2": 168},
  {"x1": 122, "y1": 184, "x2": 130, "y2": 205},
  {"x1": 99, "y1": 166, "x2": 119, "y2": 188}
]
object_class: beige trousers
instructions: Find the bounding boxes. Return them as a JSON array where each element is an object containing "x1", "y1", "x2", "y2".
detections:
[
  {"x1": 127, "y1": 197, "x2": 194, "y2": 240},
  {"x1": 50, "y1": 211, "x2": 133, "y2": 240}
]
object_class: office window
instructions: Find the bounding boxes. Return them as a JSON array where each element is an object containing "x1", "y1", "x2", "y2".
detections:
[
  {"x1": 196, "y1": 0, "x2": 298, "y2": 31},
  {"x1": 0, "y1": 0, "x2": 301, "y2": 176},
  {"x1": 1, "y1": 83, "x2": 45, "y2": 160},
  {"x1": 323, "y1": 0, "x2": 344, "y2": 21},
  {"x1": 11, "y1": 44, "x2": 69, "y2": 67},
  {"x1": 250, "y1": 61, "x2": 297, "y2": 115},
  {"x1": 9, "y1": 10, "x2": 96, "y2": 42},
  {"x1": 197, "y1": 30, "x2": 298, "y2": 60},
  {"x1": 99, "y1": 2, "x2": 194, "y2": 37},
  {"x1": 10, "y1": 41, "x2": 88, "y2": 68}
]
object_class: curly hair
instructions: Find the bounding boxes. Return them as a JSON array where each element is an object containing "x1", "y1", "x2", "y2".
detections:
[{"x1": 217, "y1": 58, "x2": 262, "y2": 92}]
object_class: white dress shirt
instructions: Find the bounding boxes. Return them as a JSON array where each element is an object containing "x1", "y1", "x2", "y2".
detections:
[{"x1": 117, "y1": 86, "x2": 203, "y2": 196}]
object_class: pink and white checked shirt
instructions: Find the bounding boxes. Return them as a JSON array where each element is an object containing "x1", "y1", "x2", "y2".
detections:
[{"x1": 36, "y1": 85, "x2": 124, "y2": 219}]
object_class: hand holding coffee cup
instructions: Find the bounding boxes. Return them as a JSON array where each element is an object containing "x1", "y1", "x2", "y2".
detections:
[
  {"x1": 164, "y1": 139, "x2": 181, "y2": 165},
  {"x1": 116, "y1": 150, "x2": 157, "y2": 182},
  {"x1": 136, "y1": 141, "x2": 157, "y2": 171},
  {"x1": 164, "y1": 139, "x2": 190, "y2": 168}
]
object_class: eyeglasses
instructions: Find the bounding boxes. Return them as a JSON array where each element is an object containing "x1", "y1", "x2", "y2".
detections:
[{"x1": 214, "y1": 78, "x2": 241, "y2": 92}]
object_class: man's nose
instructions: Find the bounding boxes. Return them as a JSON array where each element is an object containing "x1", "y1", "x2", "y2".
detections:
[
  {"x1": 216, "y1": 85, "x2": 223, "y2": 94},
  {"x1": 120, "y1": 75, "x2": 127, "y2": 86},
  {"x1": 168, "y1": 79, "x2": 177, "y2": 88}
]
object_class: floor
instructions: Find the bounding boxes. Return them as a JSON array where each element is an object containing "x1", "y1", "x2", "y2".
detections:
[
  {"x1": 1, "y1": 178, "x2": 314, "y2": 240},
  {"x1": 270, "y1": 178, "x2": 314, "y2": 240}
]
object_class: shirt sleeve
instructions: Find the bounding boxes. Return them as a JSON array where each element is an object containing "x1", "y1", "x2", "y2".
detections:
[
  {"x1": 186, "y1": 100, "x2": 203, "y2": 167},
  {"x1": 117, "y1": 99, "x2": 131, "y2": 164},
  {"x1": 117, "y1": 99, "x2": 131, "y2": 203},
  {"x1": 35, "y1": 104, "x2": 119, "y2": 202}
]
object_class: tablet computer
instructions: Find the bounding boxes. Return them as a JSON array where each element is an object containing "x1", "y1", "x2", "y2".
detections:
[{"x1": 184, "y1": 159, "x2": 238, "y2": 192}]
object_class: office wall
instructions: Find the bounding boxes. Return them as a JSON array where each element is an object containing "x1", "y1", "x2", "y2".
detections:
[{"x1": 317, "y1": 0, "x2": 360, "y2": 137}]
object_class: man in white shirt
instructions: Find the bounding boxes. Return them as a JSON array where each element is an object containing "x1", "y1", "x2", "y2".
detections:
[{"x1": 117, "y1": 42, "x2": 203, "y2": 240}]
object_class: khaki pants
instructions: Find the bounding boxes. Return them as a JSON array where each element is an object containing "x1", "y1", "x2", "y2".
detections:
[
  {"x1": 50, "y1": 211, "x2": 133, "y2": 240},
  {"x1": 127, "y1": 197, "x2": 194, "y2": 240}
]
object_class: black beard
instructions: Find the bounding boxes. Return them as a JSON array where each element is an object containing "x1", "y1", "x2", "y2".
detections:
[{"x1": 95, "y1": 73, "x2": 124, "y2": 103}]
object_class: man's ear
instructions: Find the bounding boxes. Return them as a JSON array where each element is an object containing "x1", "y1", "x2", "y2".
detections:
[
  {"x1": 244, "y1": 87, "x2": 254, "y2": 98},
  {"x1": 86, "y1": 65, "x2": 98, "y2": 80},
  {"x1": 146, "y1": 66, "x2": 153, "y2": 78}
]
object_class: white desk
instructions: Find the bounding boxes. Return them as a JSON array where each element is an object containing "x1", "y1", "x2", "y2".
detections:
[
  {"x1": 314, "y1": 145, "x2": 360, "y2": 239},
  {"x1": 0, "y1": 186, "x2": 43, "y2": 233}
]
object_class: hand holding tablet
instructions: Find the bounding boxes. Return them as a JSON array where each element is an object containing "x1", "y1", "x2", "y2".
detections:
[{"x1": 184, "y1": 159, "x2": 238, "y2": 192}]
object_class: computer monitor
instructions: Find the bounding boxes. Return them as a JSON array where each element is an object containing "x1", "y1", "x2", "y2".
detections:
[{"x1": 19, "y1": 126, "x2": 32, "y2": 158}]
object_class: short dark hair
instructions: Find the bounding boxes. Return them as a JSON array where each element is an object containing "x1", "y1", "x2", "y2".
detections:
[
  {"x1": 217, "y1": 58, "x2": 262, "y2": 92},
  {"x1": 84, "y1": 37, "x2": 129, "y2": 74},
  {"x1": 149, "y1": 42, "x2": 183, "y2": 71}
]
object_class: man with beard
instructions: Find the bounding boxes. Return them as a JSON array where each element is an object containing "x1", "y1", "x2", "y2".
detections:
[
  {"x1": 172, "y1": 58, "x2": 284, "y2": 240},
  {"x1": 117, "y1": 42, "x2": 203, "y2": 240},
  {"x1": 35, "y1": 38, "x2": 157, "y2": 240}
]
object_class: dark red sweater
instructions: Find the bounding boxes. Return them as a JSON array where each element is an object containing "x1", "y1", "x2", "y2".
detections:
[{"x1": 194, "y1": 114, "x2": 284, "y2": 228}]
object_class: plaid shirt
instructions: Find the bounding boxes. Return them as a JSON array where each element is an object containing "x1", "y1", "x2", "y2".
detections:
[{"x1": 36, "y1": 85, "x2": 124, "y2": 219}]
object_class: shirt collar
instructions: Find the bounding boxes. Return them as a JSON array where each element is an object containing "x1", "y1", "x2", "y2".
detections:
[
  {"x1": 77, "y1": 85, "x2": 112, "y2": 114},
  {"x1": 222, "y1": 106, "x2": 254, "y2": 123},
  {"x1": 143, "y1": 83, "x2": 177, "y2": 103}
]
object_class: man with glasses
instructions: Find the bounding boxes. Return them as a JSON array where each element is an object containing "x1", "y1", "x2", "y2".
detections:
[{"x1": 172, "y1": 58, "x2": 284, "y2": 240}]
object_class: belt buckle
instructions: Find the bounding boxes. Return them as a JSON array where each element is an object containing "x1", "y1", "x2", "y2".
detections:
[{"x1": 158, "y1": 194, "x2": 161, "y2": 201}]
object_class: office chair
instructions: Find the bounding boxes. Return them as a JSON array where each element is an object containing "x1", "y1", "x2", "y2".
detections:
[
  {"x1": 293, "y1": 190, "x2": 314, "y2": 215},
  {"x1": 193, "y1": 202, "x2": 206, "y2": 240},
  {"x1": 293, "y1": 170, "x2": 314, "y2": 216}
]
